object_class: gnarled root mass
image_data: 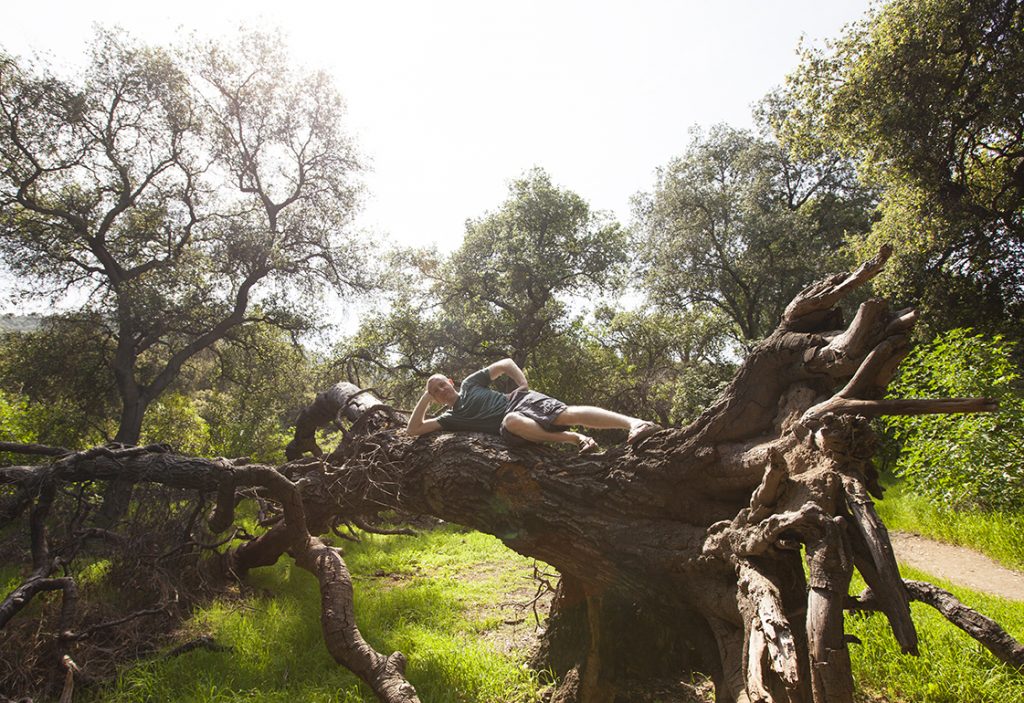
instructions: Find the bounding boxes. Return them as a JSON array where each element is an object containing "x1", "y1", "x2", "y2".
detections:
[{"x1": 2, "y1": 247, "x2": 1020, "y2": 702}]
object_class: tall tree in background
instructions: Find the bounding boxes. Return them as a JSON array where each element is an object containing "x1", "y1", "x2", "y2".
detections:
[
  {"x1": 587, "y1": 304, "x2": 735, "y2": 427},
  {"x1": 782, "y1": 0, "x2": 1024, "y2": 339},
  {"x1": 342, "y1": 168, "x2": 626, "y2": 405},
  {"x1": 0, "y1": 29, "x2": 363, "y2": 445},
  {"x1": 441, "y1": 167, "x2": 626, "y2": 369},
  {"x1": 0, "y1": 317, "x2": 322, "y2": 462},
  {"x1": 637, "y1": 124, "x2": 873, "y2": 347}
]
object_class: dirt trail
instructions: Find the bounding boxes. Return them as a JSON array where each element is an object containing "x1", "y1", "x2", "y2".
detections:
[{"x1": 890, "y1": 531, "x2": 1024, "y2": 601}]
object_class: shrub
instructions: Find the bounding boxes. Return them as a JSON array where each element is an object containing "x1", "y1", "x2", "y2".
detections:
[{"x1": 884, "y1": 329, "x2": 1024, "y2": 510}]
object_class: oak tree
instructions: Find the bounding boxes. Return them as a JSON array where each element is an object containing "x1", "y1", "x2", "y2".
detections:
[
  {"x1": 0, "y1": 29, "x2": 363, "y2": 446},
  {"x1": 781, "y1": 0, "x2": 1024, "y2": 338},
  {"x1": 638, "y1": 125, "x2": 874, "y2": 347}
]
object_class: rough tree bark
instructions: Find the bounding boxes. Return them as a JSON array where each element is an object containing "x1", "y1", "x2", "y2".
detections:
[{"x1": 2, "y1": 248, "x2": 1020, "y2": 702}]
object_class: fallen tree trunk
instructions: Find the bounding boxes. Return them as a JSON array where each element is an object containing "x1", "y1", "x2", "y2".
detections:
[{"x1": 2, "y1": 247, "x2": 1020, "y2": 702}]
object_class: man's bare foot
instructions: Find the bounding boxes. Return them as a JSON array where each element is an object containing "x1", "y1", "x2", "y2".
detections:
[
  {"x1": 576, "y1": 435, "x2": 599, "y2": 454},
  {"x1": 627, "y1": 421, "x2": 662, "y2": 445}
]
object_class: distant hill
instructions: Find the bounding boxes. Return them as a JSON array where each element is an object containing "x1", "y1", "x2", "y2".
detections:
[{"x1": 0, "y1": 314, "x2": 43, "y2": 333}]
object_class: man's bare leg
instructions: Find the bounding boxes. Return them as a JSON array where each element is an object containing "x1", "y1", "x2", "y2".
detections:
[
  {"x1": 554, "y1": 406, "x2": 659, "y2": 442},
  {"x1": 502, "y1": 412, "x2": 596, "y2": 450}
]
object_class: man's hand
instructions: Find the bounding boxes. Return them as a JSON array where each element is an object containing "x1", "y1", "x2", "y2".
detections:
[{"x1": 488, "y1": 358, "x2": 528, "y2": 390}]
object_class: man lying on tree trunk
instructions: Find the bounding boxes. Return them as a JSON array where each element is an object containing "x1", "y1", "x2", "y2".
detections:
[{"x1": 405, "y1": 357, "x2": 661, "y2": 452}]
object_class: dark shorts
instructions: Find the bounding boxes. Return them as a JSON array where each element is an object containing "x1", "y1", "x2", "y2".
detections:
[{"x1": 500, "y1": 390, "x2": 568, "y2": 446}]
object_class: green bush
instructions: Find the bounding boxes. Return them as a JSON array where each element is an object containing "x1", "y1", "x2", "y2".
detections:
[
  {"x1": 140, "y1": 392, "x2": 213, "y2": 456},
  {"x1": 884, "y1": 329, "x2": 1024, "y2": 510},
  {"x1": 0, "y1": 389, "x2": 32, "y2": 444}
]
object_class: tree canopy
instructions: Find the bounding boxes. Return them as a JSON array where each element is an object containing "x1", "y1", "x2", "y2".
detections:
[
  {"x1": 637, "y1": 124, "x2": 873, "y2": 346},
  {"x1": 781, "y1": 0, "x2": 1024, "y2": 338},
  {"x1": 0, "y1": 29, "x2": 364, "y2": 443},
  {"x1": 341, "y1": 168, "x2": 627, "y2": 406}
]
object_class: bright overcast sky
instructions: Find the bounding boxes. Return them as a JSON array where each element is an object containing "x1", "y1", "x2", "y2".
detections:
[{"x1": 3, "y1": 0, "x2": 873, "y2": 257}]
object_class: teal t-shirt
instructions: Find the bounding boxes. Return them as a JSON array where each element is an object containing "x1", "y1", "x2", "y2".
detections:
[{"x1": 436, "y1": 368, "x2": 509, "y2": 434}]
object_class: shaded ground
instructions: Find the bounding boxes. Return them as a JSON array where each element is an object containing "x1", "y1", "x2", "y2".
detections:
[
  {"x1": 456, "y1": 557, "x2": 717, "y2": 702},
  {"x1": 890, "y1": 531, "x2": 1024, "y2": 601}
]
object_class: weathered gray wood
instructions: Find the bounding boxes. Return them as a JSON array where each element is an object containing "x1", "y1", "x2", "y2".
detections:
[
  {"x1": 854, "y1": 580, "x2": 1024, "y2": 668},
  {"x1": 841, "y1": 475, "x2": 918, "y2": 655},
  {"x1": 804, "y1": 521, "x2": 854, "y2": 703},
  {"x1": 782, "y1": 245, "x2": 891, "y2": 325},
  {"x1": 737, "y1": 561, "x2": 801, "y2": 700},
  {"x1": 286, "y1": 382, "x2": 395, "y2": 460}
]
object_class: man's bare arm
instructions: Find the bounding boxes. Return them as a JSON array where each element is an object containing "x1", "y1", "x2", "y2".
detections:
[
  {"x1": 488, "y1": 358, "x2": 528, "y2": 390},
  {"x1": 406, "y1": 391, "x2": 442, "y2": 437}
]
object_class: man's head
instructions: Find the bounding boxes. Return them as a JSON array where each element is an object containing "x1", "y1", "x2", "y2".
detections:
[{"x1": 426, "y1": 373, "x2": 459, "y2": 406}]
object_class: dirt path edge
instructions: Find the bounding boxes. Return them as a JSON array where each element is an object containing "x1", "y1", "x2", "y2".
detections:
[{"x1": 890, "y1": 531, "x2": 1024, "y2": 602}]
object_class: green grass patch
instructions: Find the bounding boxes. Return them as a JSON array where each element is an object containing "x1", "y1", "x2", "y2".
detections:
[
  {"x1": 79, "y1": 558, "x2": 112, "y2": 584},
  {"x1": 65, "y1": 516, "x2": 1024, "y2": 703},
  {"x1": 849, "y1": 565, "x2": 1024, "y2": 702},
  {"x1": 1, "y1": 563, "x2": 23, "y2": 597},
  {"x1": 88, "y1": 525, "x2": 545, "y2": 703},
  {"x1": 876, "y1": 482, "x2": 1024, "y2": 570}
]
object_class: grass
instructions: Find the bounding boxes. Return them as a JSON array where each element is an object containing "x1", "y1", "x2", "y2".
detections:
[
  {"x1": 875, "y1": 482, "x2": 1024, "y2": 571},
  {"x1": 26, "y1": 496, "x2": 1024, "y2": 703},
  {"x1": 854, "y1": 480, "x2": 1024, "y2": 699},
  {"x1": 1, "y1": 563, "x2": 22, "y2": 596},
  {"x1": 86, "y1": 526, "x2": 547, "y2": 703},
  {"x1": 848, "y1": 564, "x2": 1024, "y2": 702}
]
